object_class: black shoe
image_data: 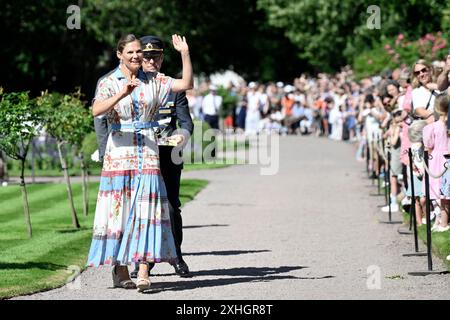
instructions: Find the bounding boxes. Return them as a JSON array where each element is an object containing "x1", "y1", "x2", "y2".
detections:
[
  {"x1": 130, "y1": 263, "x2": 155, "y2": 279},
  {"x1": 174, "y1": 260, "x2": 191, "y2": 277}
]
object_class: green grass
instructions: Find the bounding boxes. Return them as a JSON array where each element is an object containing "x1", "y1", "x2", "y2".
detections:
[
  {"x1": 8, "y1": 162, "x2": 231, "y2": 177},
  {"x1": 7, "y1": 135, "x2": 246, "y2": 178},
  {"x1": 7, "y1": 168, "x2": 93, "y2": 177},
  {"x1": 0, "y1": 179, "x2": 208, "y2": 299},
  {"x1": 184, "y1": 163, "x2": 231, "y2": 171},
  {"x1": 217, "y1": 138, "x2": 250, "y2": 151},
  {"x1": 402, "y1": 212, "x2": 450, "y2": 270}
]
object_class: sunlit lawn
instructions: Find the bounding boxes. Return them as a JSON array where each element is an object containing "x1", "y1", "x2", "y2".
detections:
[
  {"x1": 402, "y1": 212, "x2": 450, "y2": 270},
  {"x1": 0, "y1": 179, "x2": 208, "y2": 299},
  {"x1": 7, "y1": 162, "x2": 231, "y2": 177}
]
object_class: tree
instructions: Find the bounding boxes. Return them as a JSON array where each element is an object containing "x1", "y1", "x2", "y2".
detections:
[
  {"x1": 353, "y1": 32, "x2": 448, "y2": 79},
  {"x1": 0, "y1": 90, "x2": 43, "y2": 238},
  {"x1": 79, "y1": 132, "x2": 100, "y2": 216},
  {"x1": 73, "y1": 108, "x2": 94, "y2": 218},
  {"x1": 1, "y1": 0, "x2": 308, "y2": 100},
  {"x1": 37, "y1": 91, "x2": 93, "y2": 228},
  {"x1": 258, "y1": 0, "x2": 449, "y2": 72}
]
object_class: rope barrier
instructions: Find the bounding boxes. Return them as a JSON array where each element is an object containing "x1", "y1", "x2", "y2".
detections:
[
  {"x1": 411, "y1": 150, "x2": 448, "y2": 179},
  {"x1": 379, "y1": 140, "x2": 448, "y2": 179}
]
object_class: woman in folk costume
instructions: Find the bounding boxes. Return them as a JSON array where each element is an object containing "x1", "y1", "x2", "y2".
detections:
[{"x1": 87, "y1": 34, "x2": 193, "y2": 292}]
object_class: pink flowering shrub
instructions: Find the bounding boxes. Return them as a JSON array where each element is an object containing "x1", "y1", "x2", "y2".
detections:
[{"x1": 354, "y1": 32, "x2": 448, "y2": 79}]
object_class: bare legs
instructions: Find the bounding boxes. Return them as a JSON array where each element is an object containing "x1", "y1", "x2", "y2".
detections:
[
  {"x1": 136, "y1": 262, "x2": 151, "y2": 292},
  {"x1": 416, "y1": 197, "x2": 425, "y2": 226},
  {"x1": 438, "y1": 199, "x2": 450, "y2": 229}
]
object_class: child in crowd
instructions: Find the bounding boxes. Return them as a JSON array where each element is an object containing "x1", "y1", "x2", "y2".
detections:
[
  {"x1": 382, "y1": 106, "x2": 403, "y2": 212},
  {"x1": 428, "y1": 93, "x2": 450, "y2": 232},
  {"x1": 407, "y1": 120, "x2": 427, "y2": 226},
  {"x1": 361, "y1": 94, "x2": 382, "y2": 178}
]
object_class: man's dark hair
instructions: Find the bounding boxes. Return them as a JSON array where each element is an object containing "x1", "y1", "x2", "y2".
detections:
[{"x1": 364, "y1": 94, "x2": 375, "y2": 104}]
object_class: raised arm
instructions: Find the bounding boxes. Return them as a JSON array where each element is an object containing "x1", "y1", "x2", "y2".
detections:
[
  {"x1": 171, "y1": 34, "x2": 194, "y2": 93},
  {"x1": 437, "y1": 67, "x2": 450, "y2": 91}
]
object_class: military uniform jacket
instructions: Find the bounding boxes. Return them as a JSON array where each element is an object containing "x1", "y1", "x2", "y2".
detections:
[{"x1": 154, "y1": 91, "x2": 194, "y2": 143}]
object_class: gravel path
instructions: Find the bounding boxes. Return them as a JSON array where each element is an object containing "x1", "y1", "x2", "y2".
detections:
[{"x1": 12, "y1": 135, "x2": 450, "y2": 300}]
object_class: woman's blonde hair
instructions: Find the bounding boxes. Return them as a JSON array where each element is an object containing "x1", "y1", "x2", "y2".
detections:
[
  {"x1": 408, "y1": 119, "x2": 428, "y2": 142},
  {"x1": 411, "y1": 59, "x2": 433, "y2": 89},
  {"x1": 435, "y1": 92, "x2": 450, "y2": 116}
]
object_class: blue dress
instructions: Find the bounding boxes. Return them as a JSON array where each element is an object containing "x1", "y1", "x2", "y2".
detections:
[{"x1": 87, "y1": 67, "x2": 177, "y2": 267}]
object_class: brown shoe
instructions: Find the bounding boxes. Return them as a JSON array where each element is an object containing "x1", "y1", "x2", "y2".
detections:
[{"x1": 112, "y1": 266, "x2": 136, "y2": 289}]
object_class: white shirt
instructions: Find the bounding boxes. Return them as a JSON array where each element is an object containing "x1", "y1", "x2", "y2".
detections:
[
  {"x1": 201, "y1": 93, "x2": 222, "y2": 116},
  {"x1": 364, "y1": 108, "x2": 381, "y2": 141},
  {"x1": 412, "y1": 86, "x2": 439, "y2": 113},
  {"x1": 259, "y1": 93, "x2": 270, "y2": 114},
  {"x1": 247, "y1": 91, "x2": 261, "y2": 113}
]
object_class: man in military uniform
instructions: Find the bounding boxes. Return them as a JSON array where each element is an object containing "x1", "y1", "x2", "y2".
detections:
[{"x1": 93, "y1": 35, "x2": 194, "y2": 277}]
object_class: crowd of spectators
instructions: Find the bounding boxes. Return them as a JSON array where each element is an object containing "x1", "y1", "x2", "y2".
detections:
[{"x1": 187, "y1": 55, "x2": 450, "y2": 238}]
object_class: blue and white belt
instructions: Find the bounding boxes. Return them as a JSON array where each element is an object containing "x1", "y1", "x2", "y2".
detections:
[{"x1": 111, "y1": 118, "x2": 171, "y2": 132}]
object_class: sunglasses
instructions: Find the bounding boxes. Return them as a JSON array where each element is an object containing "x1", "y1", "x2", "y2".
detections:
[
  {"x1": 143, "y1": 53, "x2": 162, "y2": 61},
  {"x1": 413, "y1": 67, "x2": 428, "y2": 76}
]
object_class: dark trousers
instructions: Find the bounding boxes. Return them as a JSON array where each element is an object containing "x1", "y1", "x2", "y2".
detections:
[
  {"x1": 204, "y1": 115, "x2": 219, "y2": 157},
  {"x1": 204, "y1": 114, "x2": 219, "y2": 130},
  {"x1": 159, "y1": 146, "x2": 184, "y2": 261},
  {"x1": 94, "y1": 116, "x2": 110, "y2": 161}
]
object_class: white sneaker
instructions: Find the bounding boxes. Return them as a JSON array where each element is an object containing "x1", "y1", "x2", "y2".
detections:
[
  {"x1": 401, "y1": 197, "x2": 411, "y2": 206},
  {"x1": 435, "y1": 225, "x2": 450, "y2": 232},
  {"x1": 381, "y1": 204, "x2": 399, "y2": 212},
  {"x1": 422, "y1": 218, "x2": 427, "y2": 224}
]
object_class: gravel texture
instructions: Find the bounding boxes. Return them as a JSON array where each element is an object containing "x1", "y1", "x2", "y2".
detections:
[{"x1": 12, "y1": 136, "x2": 450, "y2": 300}]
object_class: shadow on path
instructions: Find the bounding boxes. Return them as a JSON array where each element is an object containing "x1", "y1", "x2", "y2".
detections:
[
  {"x1": 183, "y1": 250, "x2": 270, "y2": 256},
  {"x1": 190, "y1": 266, "x2": 307, "y2": 277},
  {"x1": 145, "y1": 266, "x2": 334, "y2": 294},
  {"x1": 183, "y1": 224, "x2": 229, "y2": 229}
]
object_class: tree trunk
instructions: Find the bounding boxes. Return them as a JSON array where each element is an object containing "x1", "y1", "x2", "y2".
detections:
[
  {"x1": 0, "y1": 152, "x2": 5, "y2": 182},
  {"x1": 57, "y1": 142, "x2": 80, "y2": 229},
  {"x1": 80, "y1": 153, "x2": 88, "y2": 216},
  {"x1": 20, "y1": 158, "x2": 32, "y2": 238},
  {"x1": 31, "y1": 138, "x2": 36, "y2": 184},
  {"x1": 1, "y1": 151, "x2": 9, "y2": 182}
]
